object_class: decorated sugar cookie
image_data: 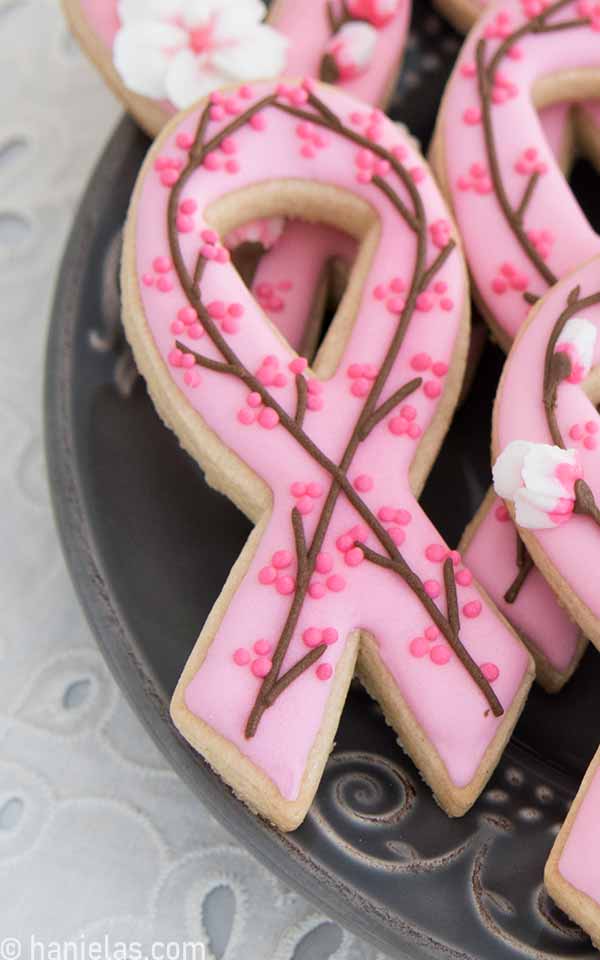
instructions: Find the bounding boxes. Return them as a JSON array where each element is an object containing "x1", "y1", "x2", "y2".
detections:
[
  {"x1": 121, "y1": 79, "x2": 534, "y2": 829},
  {"x1": 492, "y1": 257, "x2": 600, "y2": 648},
  {"x1": 546, "y1": 748, "x2": 600, "y2": 947},
  {"x1": 62, "y1": 0, "x2": 410, "y2": 137}
]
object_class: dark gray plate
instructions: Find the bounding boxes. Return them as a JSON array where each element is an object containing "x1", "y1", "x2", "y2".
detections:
[{"x1": 46, "y1": 3, "x2": 600, "y2": 956}]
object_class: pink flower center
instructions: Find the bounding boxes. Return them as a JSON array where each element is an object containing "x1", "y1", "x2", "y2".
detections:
[{"x1": 188, "y1": 23, "x2": 214, "y2": 55}]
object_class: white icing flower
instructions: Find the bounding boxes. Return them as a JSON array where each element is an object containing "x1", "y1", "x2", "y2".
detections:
[
  {"x1": 347, "y1": 0, "x2": 400, "y2": 27},
  {"x1": 114, "y1": 0, "x2": 288, "y2": 108},
  {"x1": 555, "y1": 316, "x2": 597, "y2": 384},
  {"x1": 493, "y1": 440, "x2": 583, "y2": 529},
  {"x1": 324, "y1": 21, "x2": 377, "y2": 82}
]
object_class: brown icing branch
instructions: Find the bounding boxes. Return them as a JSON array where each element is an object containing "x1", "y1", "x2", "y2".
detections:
[
  {"x1": 164, "y1": 90, "x2": 503, "y2": 736},
  {"x1": 475, "y1": 0, "x2": 593, "y2": 292},
  {"x1": 574, "y1": 479, "x2": 600, "y2": 525},
  {"x1": 294, "y1": 373, "x2": 308, "y2": 428},
  {"x1": 504, "y1": 534, "x2": 534, "y2": 604}
]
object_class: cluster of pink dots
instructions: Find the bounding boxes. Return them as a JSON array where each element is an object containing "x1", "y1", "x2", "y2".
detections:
[
  {"x1": 388, "y1": 402, "x2": 422, "y2": 440},
  {"x1": 295, "y1": 120, "x2": 330, "y2": 159},
  {"x1": 424, "y1": 543, "x2": 479, "y2": 614},
  {"x1": 302, "y1": 625, "x2": 338, "y2": 648},
  {"x1": 154, "y1": 155, "x2": 183, "y2": 188},
  {"x1": 233, "y1": 638, "x2": 274, "y2": 678},
  {"x1": 307, "y1": 552, "x2": 347, "y2": 600},
  {"x1": 457, "y1": 163, "x2": 493, "y2": 195},
  {"x1": 168, "y1": 346, "x2": 201, "y2": 389},
  {"x1": 237, "y1": 392, "x2": 280, "y2": 430},
  {"x1": 526, "y1": 228, "x2": 554, "y2": 261},
  {"x1": 354, "y1": 147, "x2": 392, "y2": 185},
  {"x1": 484, "y1": 10, "x2": 513, "y2": 38},
  {"x1": 255, "y1": 355, "x2": 289, "y2": 389},
  {"x1": 258, "y1": 550, "x2": 296, "y2": 595},
  {"x1": 377, "y1": 504, "x2": 411, "y2": 547},
  {"x1": 276, "y1": 80, "x2": 313, "y2": 106},
  {"x1": 199, "y1": 229, "x2": 230, "y2": 265},
  {"x1": 170, "y1": 305, "x2": 204, "y2": 340},
  {"x1": 569, "y1": 419, "x2": 599, "y2": 450},
  {"x1": 515, "y1": 146, "x2": 548, "y2": 177},
  {"x1": 205, "y1": 298, "x2": 244, "y2": 335},
  {"x1": 175, "y1": 198, "x2": 198, "y2": 234},
  {"x1": 202, "y1": 135, "x2": 240, "y2": 176},
  {"x1": 521, "y1": 0, "x2": 550, "y2": 16},
  {"x1": 492, "y1": 262, "x2": 529, "y2": 295},
  {"x1": 576, "y1": 0, "x2": 600, "y2": 28},
  {"x1": 335, "y1": 523, "x2": 369, "y2": 567},
  {"x1": 409, "y1": 626, "x2": 452, "y2": 665},
  {"x1": 142, "y1": 256, "x2": 174, "y2": 293},
  {"x1": 346, "y1": 362, "x2": 378, "y2": 398},
  {"x1": 348, "y1": 106, "x2": 388, "y2": 143},
  {"x1": 291, "y1": 480, "x2": 324, "y2": 516},
  {"x1": 373, "y1": 276, "x2": 407, "y2": 316},
  {"x1": 417, "y1": 281, "x2": 454, "y2": 314},
  {"x1": 208, "y1": 85, "x2": 256, "y2": 122},
  {"x1": 411, "y1": 352, "x2": 449, "y2": 400},
  {"x1": 255, "y1": 279, "x2": 293, "y2": 315},
  {"x1": 491, "y1": 72, "x2": 519, "y2": 105},
  {"x1": 430, "y1": 219, "x2": 451, "y2": 249}
]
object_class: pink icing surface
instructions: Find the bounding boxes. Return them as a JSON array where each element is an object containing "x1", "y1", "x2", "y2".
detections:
[
  {"x1": 559, "y1": 759, "x2": 600, "y2": 904},
  {"x1": 134, "y1": 82, "x2": 530, "y2": 801},
  {"x1": 496, "y1": 257, "x2": 600, "y2": 620},
  {"x1": 252, "y1": 221, "x2": 356, "y2": 352},
  {"x1": 462, "y1": 500, "x2": 579, "y2": 673},
  {"x1": 442, "y1": 0, "x2": 600, "y2": 343}
]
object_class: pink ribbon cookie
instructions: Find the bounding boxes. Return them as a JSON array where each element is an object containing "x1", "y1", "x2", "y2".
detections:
[
  {"x1": 431, "y1": 0, "x2": 600, "y2": 689},
  {"x1": 546, "y1": 747, "x2": 600, "y2": 947},
  {"x1": 492, "y1": 257, "x2": 600, "y2": 646},
  {"x1": 122, "y1": 79, "x2": 534, "y2": 829}
]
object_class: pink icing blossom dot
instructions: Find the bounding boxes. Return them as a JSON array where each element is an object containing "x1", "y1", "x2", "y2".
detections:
[
  {"x1": 176, "y1": 214, "x2": 194, "y2": 233},
  {"x1": 276, "y1": 575, "x2": 295, "y2": 595},
  {"x1": 448, "y1": 549, "x2": 461, "y2": 565},
  {"x1": 250, "y1": 113, "x2": 267, "y2": 131},
  {"x1": 189, "y1": 323, "x2": 204, "y2": 339},
  {"x1": 387, "y1": 296, "x2": 406, "y2": 315},
  {"x1": 153, "y1": 256, "x2": 172, "y2": 273},
  {"x1": 389, "y1": 416, "x2": 408, "y2": 436},
  {"x1": 481, "y1": 662, "x2": 500, "y2": 682},
  {"x1": 142, "y1": 273, "x2": 154, "y2": 287},
  {"x1": 303, "y1": 627, "x2": 322, "y2": 648},
  {"x1": 307, "y1": 482, "x2": 323, "y2": 498},
  {"x1": 391, "y1": 277, "x2": 405, "y2": 293},
  {"x1": 345, "y1": 547, "x2": 364, "y2": 567},
  {"x1": 220, "y1": 137, "x2": 237, "y2": 155},
  {"x1": 247, "y1": 392, "x2": 262, "y2": 409},
  {"x1": 289, "y1": 357, "x2": 308, "y2": 374},
  {"x1": 228, "y1": 302, "x2": 244, "y2": 318},
  {"x1": 233, "y1": 648, "x2": 250, "y2": 666},
  {"x1": 424, "y1": 580, "x2": 441, "y2": 599},
  {"x1": 416, "y1": 292, "x2": 434, "y2": 312},
  {"x1": 221, "y1": 316, "x2": 240, "y2": 334},
  {"x1": 492, "y1": 277, "x2": 508, "y2": 295},
  {"x1": 351, "y1": 378, "x2": 370, "y2": 397},
  {"x1": 307, "y1": 395, "x2": 324, "y2": 411},
  {"x1": 307, "y1": 379, "x2": 323, "y2": 394},
  {"x1": 180, "y1": 199, "x2": 197, "y2": 215},
  {"x1": 207, "y1": 300, "x2": 226, "y2": 319},
  {"x1": 378, "y1": 506, "x2": 395, "y2": 523},
  {"x1": 309, "y1": 581, "x2": 326, "y2": 599},
  {"x1": 296, "y1": 496, "x2": 314, "y2": 516},
  {"x1": 584, "y1": 436, "x2": 597, "y2": 451},
  {"x1": 160, "y1": 169, "x2": 179, "y2": 187},
  {"x1": 456, "y1": 568, "x2": 473, "y2": 587},
  {"x1": 316, "y1": 552, "x2": 333, "y2": 574},
  {"x1": 388, "y1": 526, "x2": 405, "y2": 546},
  {"x1": 272, "y1": 550, "x2": 292, "y2": 570},
  {"x1": 410, "y1": 636, "x2": 429, "y2": 658},
  {"x1": 425, "y1": 626, "x2": 439, "y2": 642},
  {"x1": 238, "y1": 84, "x2": 253, "y2": 99},
  {"x1": 258, "y1": 408, "x2": 279, "y2": 429},
  {"x1": 463, "y1": 107, "x2": 482, "y2": 125},
  {"x1": 495, "y1": 503, "x2": 510, "y2": 522},
  {"x1": 253, "y1": 639, "x2": 272, "y2": 656},
  {"x1": 316, "y1": 663, "x2": 333, "y2": 682},
  {"x1": 181, "y1": 353, "x2": 195, "y2": 369},
  {"x1": 587, "y1": 421, "x2": 599, "y2": 434},
  {"x1": 434, "y1": 281, "x2": 448, "y2": 294},
  {"x1": 373, "y1": 284, "x2": 387, "y2": 301},
  {"x1": 430, "y1": 645, "x2": 451, "y2": 666},
  {"x1": 237, "y1": 408, "x2": 255, "y2": 426},
  {"x1": 168, "y1": 348, "x2": 183, "y2": 368},
  {"x1": 184, "y1": 368, "x2": 201, "y2": 388},
  {"x1": 258, "y1": 565, "x2": 277, "y2": 585},
  {"x1": 201, "y1": 229, "x2": 218, "y2": 244},
  {"x1": 273, "y1": 373, "x2": 287, "y2": 387},
  {"x1": 225, "y1": 160, "x2": 240, "y2": 174},
  {"x1": 354, "y1": 474, "x2": 374, "y2": 493},
  {"x1": 291, "y1": 481, "x2": 307, "y2": 497},
  {"x1": 432, "y1": 361, "x2": 449, "y2": 377},
  {"x1": 396, "y1": 509, "x2": 411, "y2": 525},
  {"x1": 460, "y1": 62, "x2": 477, "y2": 77},
  {"x1": 424, "y1": 380, "x2": 442, "y2": 399},
  {"x1": 203, "y1": 153, "x2": 220, "y2": 171},
  {"x1": 463, "y1": 600, "x2": 482, "y2": 619},
  {"x1": 327, "y1": 574, "x2": 346, "y2": 593},
  {"x1": 411, "y1": 353, "x2": 432, "y2": 372},
  {"x1": 170, "y1": 320, "x2": 184, "y2": 335},
  {"x1": 157, "y1": 276, "x2": 173, "y2": 293},
  {"x1": 440, "y1": 298, "x2": 454, "y2": 312},
  {"x1": 426, "y1": 544, "x2": 446, "y2": 563},
  {"x1": 252, "y1": 657, "x2": 272, "y2": 678},
  {"x1": 351, "y1": 523, "x2": 368, "y2": 541},
  {"x1": 336, "y1": 533, "x2": 354, "y2": 553},
  {"x1": 178, "y1": 306, "x2": 197, "y2": 326},
  {"x1": 407, "y1": 423, "x2": 422, "y2": 440},
  {"x1": 323, "y1": 628, "x2": 338, "y2": 645},
  {"x1": 209, "y1": 105, "x2": 225, "y2": 122}
]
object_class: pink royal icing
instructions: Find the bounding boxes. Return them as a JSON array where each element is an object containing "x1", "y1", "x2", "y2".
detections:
[
  {"x1": 494, "y1": 257, "x2": 600, "y2": 631},
  {"x1": 131, "y1": 80, "x2": 532, "y2": 806}
]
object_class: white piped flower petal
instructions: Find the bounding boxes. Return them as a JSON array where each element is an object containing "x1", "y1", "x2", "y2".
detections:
[
  {"x1": 212, "y1": 25, "x2": 288, "y2": 81},
  {"x1": 514, "y1": 488, "x2": 562, "y2": 530},
  {"x1": 492, "y1": 440, "x2": 532, "y2": 499},
  {"x1": 118, "y1": 0, "x2": 183, "y2": 25},
  {"x1": 113, "y1": 22, "x2": 185, "y2": 99},
  {"x1": 164, "y1": 48, "x2": 222, "y2": 108},
  {"x1": 521, "y1": 443, "x2": 578, "y2": 499},
  {"x1": 212, "y1": 0, "x2": 268, "y2": 40},
  {"x1": 556, "y1": 316, "x2": 597, "y2": 382}
]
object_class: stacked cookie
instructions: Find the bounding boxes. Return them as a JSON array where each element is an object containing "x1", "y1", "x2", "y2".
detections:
[{"x1": 62, "y1": 0, "x2": 600, "y2": 946}]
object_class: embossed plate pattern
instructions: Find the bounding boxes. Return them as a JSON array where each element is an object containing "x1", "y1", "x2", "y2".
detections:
[{"x1": 46, "y1": 1, "x2": 600, "y2": 955}]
